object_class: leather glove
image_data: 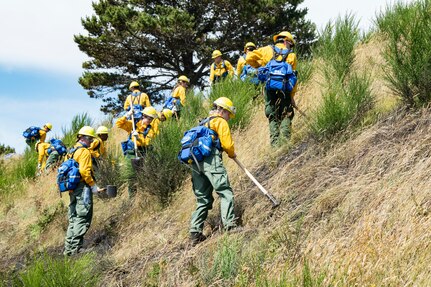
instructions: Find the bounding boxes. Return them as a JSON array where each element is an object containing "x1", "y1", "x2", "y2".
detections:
[
  {"x1": 91, "y1": 185, "x2": 99, "y2": 194},
  {"x1": 126, "y1": 109, "x2": 133, "y2": 118}
]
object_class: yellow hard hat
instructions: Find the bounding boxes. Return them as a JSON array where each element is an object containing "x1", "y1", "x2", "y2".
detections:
[
  {"x1": 96, "y1": 126, "x2": 109, "y2": 135},
  {"x1": 77, "y1": 126, "x2": 96, "y2": 138},
  {"x1": 143, "y1": 106, "x2": 158, "y2": 119},
  {"x1": 44, "y1": 123, "x2": 53, "y2": 130},
  {"x1": 178, "y1": 75, "x2": 190, "y2": 83},
  {"x1": 273, "y1": 31, "x2": 295, "y2": 45},
  {"x1": 244, "y1": 42, "x2": 256, "y2": 52},
  {"x1": 214, "y1": 97, "x2": 236, "y2": 119},
  {"x1": 212, "y1": 50, "x2": 222, "y2": 59},
  {"x1": 162, "y1": 109, "x2": 173, "y2": 120},
  {"x1": 129, "y1": 81, "x2": 140, "y2": 90}
]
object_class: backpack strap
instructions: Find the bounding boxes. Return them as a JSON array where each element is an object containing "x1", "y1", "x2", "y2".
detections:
[
  {"x1": 199, "y1": 116, "x2": 222, "y2": 149},
  {"x1": 68, "y1": 146, "x2": 85, "y2": 160},
  {"x1": 271, "y1": 45, "x2": 290, "y2": 62}
]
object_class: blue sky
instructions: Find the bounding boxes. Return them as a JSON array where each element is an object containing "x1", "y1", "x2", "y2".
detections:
[{"x1": 0, "y1": 0, "x2": 412, "y2": 153}]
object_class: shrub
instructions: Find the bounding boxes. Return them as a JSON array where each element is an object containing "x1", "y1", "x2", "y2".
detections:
[
  {"x1": 376, "y1": 0, "x2": 431, "y2": 106},
  {"x1": 314, "y1": 14, "x2": 360, "y2": 83},
  {"x1": 310, "y1": 14, "x2": 373, "y2": 138},
  {"x1": 13, "y1": 253, "x2": 100, "y2": 287},
  {"x1": 208, "y1": 79, "x2": 256, "y2": 129},
  {"x1": 61, "y1": 113, "x2": 93, "y2": 148},
  {"x1": 310, "y1": 73, "x2": 373, "y2": 137}
]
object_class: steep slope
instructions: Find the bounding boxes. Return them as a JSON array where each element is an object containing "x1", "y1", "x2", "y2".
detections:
[{"x1": 2, "y1": 37, "x2": 431, "y2": 286}]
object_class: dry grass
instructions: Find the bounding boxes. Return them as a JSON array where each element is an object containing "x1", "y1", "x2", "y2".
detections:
[{"x1": 4, "y1": 36, "x2": 431, "y2": 286}]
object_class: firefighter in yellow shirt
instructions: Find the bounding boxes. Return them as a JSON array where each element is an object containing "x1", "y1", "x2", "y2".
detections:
[
  {"x1": 63, "y1": 126, "x2": 103, "y2": 256},
  {"x1": 35, "y1": 141, "x2": 50, "y2": 171},
  {"x1": 236, "y1": 42, "x2": 257, "y2": 77},
  {"x1": 123, "y1": 81, "x2": 151, "y2": 111},
  {"x1": 209, "y1": 50, "x2": 234, "y2": 85},
  {"x1": 246, "y1": 31, "x2": 298, "y2": 146},
  {"x1": 189, "y1": 97, "x2": 238, "y2": 245}
]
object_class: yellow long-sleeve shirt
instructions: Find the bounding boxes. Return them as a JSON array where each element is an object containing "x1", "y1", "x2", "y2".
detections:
[
  {"x1": 245, "y1": 43, "x2": 297, "y2": 70},
  {"x1": 116, "y1": 116, "x2": 159, "y2": 147},
  {"x1": 236, "y1": 55, "x2": 246, "y2": 77},
  {"x1": 209, "y1": 60, "x2": 234, "y2": 83},
  {"x1": 172, "y1": 85, "x2": 187, "y2": 106},
  {"x1": 123, "y1": 90, "x2": 151, "y2": 111},
  {"x1": 205, "y1": 113, "x2": 235, "y2": 158},
  {"x1": 36, "y1": 142, "x2": 50, "y2": 166},
  {"x1": 89, "y1": 138, "x2": 106, "y2": 159},
  {"x1": 38, "y1": 129, "x2": 47, "y2": 143},
  {"x1": 71, "y1": 143, "x2": 95, "y2": 186}
]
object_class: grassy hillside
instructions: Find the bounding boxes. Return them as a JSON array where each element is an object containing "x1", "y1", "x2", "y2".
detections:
[{"x1": 2, "y1": 1, "x2": 431, "y2": 286}]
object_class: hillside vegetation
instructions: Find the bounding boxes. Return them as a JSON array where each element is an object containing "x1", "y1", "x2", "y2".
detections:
[{"x1": 2, "y1": 1, "x2": 431, "y2": 286}]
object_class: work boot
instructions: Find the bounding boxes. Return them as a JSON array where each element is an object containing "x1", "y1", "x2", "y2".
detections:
[
  {"x1": 190, "y1": 232, "x2": 206, "y2": 246},
  {"x1": 226, "y1": 225, "x2": 243, "y2": 234}
]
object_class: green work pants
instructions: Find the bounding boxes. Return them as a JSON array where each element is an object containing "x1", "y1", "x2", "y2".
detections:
[
  {"x1": 64, "y1": 182, "x2": 93, "y2": 256},
  {"x1": 265, "y1": 89, "x2": 294, "y2": 147},
  {"x1": 190, "y1": 149, "x2": 236, "y2": 233},
  {"x1": 45, "y1": 150, "x2": 60, "y2": 170}
]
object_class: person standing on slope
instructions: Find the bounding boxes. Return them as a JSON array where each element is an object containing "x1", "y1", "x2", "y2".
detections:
[
  {"x1": 123, "y1": 81, "x2": 151, "y2": 111},
  {"x1": 236, "y1": 42, "x2": 257, "y2": 77},
  {"x1": 63, "y1": 126, "x2": 102, "y2": 256},
  {"x1": 163, "y1": 75, "x2": 190, "y2": 118},
  {"x1": 246, "y1": 31, "x2": 298, "y2": 146},
  {"x1": 189, "y1": 97, "x2": 238, "y2": 245},
  {"x1": 209, "y1": 50, "x2": 234, "y2": 85}
]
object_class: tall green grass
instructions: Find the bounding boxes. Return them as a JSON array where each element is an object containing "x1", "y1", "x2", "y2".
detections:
[
  {"x1": 137, "y1": 92, "x2": 205, "y2": 206},
  {"x1": 0, "y1": 147, "x2": 37, "y2": 198},
  {"x1": 12, "y1": 253, "x2": 100, "y2": 287},
  {"x1": 138, "y1": 80, "x2": 255, "y2": 206},
  {"x1": 311, "y1": 74, "x2": 373, "y2": 137},
  {"x1": 208, "y1": 79, "x2": 257, "y2": 129},
  {"x1": 314, "y1": 14, "x2": 359, "y2": 83},
  {"x1": 61, "y1": 113, "x2": 93, "y2": 148},
  {"x1": 310, "y1": 14, "x2": 373, "y2": 138},
  {"x1": 376, "y1": 0, "x2": 431, "y2": 106},
  {"x1": 198, "y1": 235, "x2": 243, "y2": 285}
]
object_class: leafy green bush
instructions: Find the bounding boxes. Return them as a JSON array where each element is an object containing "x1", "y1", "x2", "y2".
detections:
[
  {"x1": 137, "y1": 92, "x2": 205, "y2": 206},
  {"x1": 61, "y1": 113, "x2": 93, "y2": 148},
  {"x1": 314, "y1": 14, "x2": 360, "y2": 83},
  {"x1": 376, "y1": 0, "x2": 431, "y2": 106},
  {"x1": 311, "y1": 73, "x2": 373, "y2": 137},
  {"x1": 310, "y1": 14, "x2": 373, "y2": 138},
  {"x1": 0, "y1": 143, "x2": 15, "y2": 155},
  {"x1": 13, "y1": 253, "x2": 100, "y2": 287},
  {"x1": 208, "y1": 79, "x2": 257, "y2": 129}
]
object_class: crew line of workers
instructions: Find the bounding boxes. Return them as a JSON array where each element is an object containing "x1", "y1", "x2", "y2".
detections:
[{"x1": 23, "y1": 31, "x2": 298, "y2": 252}]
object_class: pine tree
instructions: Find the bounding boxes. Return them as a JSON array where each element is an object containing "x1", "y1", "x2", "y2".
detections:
[{"x1": 75, "y1": 0, "x2": 316, "y2": 113}]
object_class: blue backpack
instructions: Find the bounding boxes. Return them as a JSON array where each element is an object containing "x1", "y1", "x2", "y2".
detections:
[
  {"x1": 126, "y1": 92, "x2": 144, "y2": 111},
  {"x1": 240, "y1": 64, "x2": 259, "y2": 85},
  {"x1": 22, "y1": 126, "x2": 41, "y2": 139},
  {"x1": 258, "y1": 46, "x2": 297, "y2": 93},
  {"x1": 163, "y1": 97, "x2": 181, "y2": 110},
  {"x1": 178, "y1": 117, "x2": 221, "y2": 165},
  {"x1": 48, "y1": 138, "x2": 67, "y2": 156},
  {"x1": 57, "y1": 147, "x2": 83, "y2": 192}
]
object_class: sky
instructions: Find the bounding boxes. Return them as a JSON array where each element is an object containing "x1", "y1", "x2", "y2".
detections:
[{"x1": 0, "y1": 0, "x2": 411, "y2": 153}]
